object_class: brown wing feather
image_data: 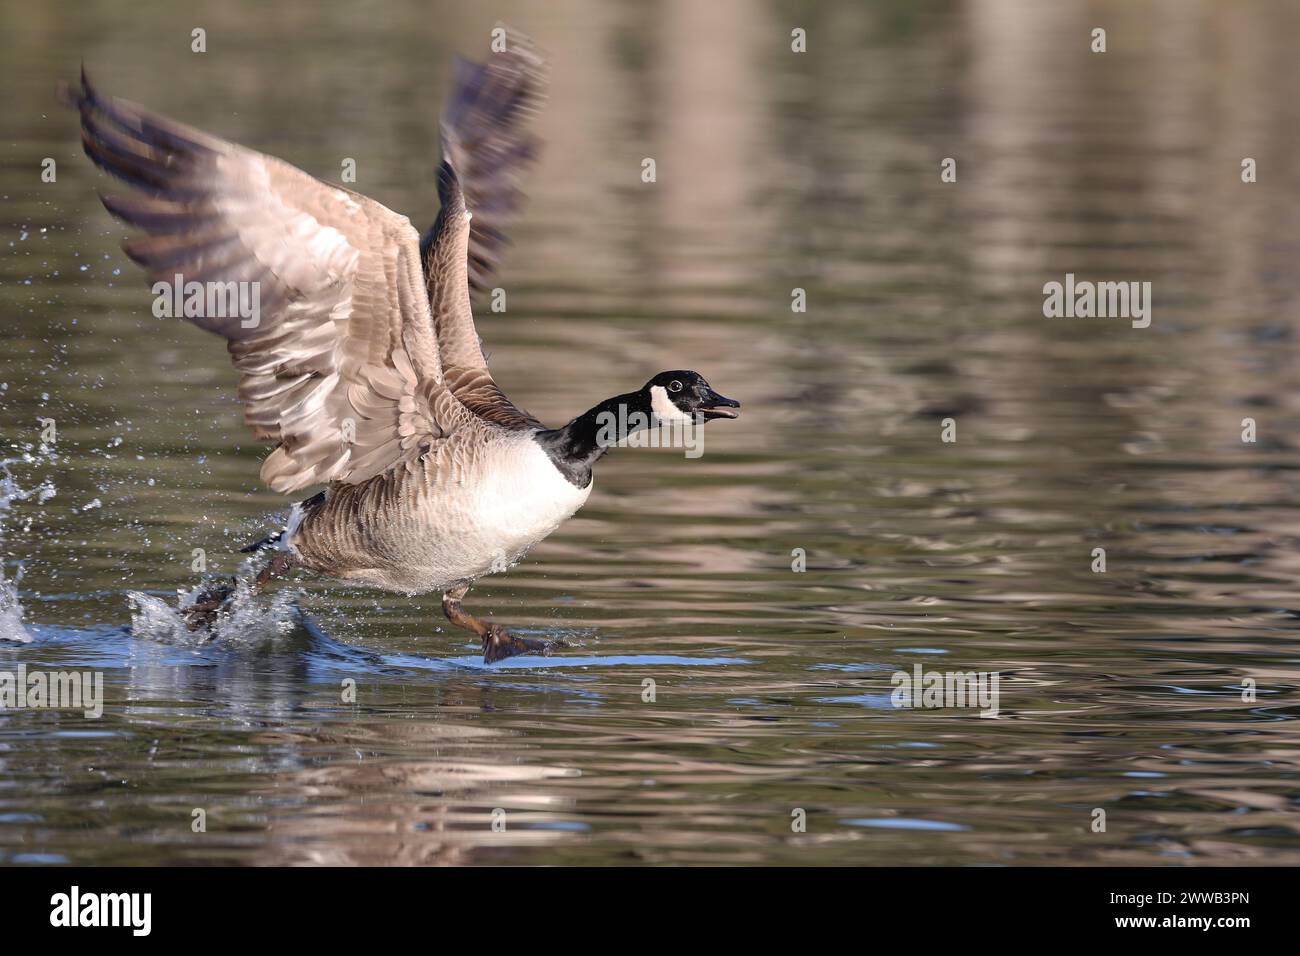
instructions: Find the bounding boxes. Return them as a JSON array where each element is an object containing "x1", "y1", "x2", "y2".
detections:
[
  {"x1": 420, "y1": 24, "x2": 547, "y2": 431},
  {"x1": 68, "y1": 69, "x2": 454, "y2": 493}
]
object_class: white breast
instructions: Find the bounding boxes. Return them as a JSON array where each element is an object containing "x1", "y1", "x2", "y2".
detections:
[{"x1": 463, "y1": 434, "x2": 593, "y2": 574}]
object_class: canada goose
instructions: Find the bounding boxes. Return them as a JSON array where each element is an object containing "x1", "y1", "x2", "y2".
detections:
[{"x1": 66, "y1": 28, "x2": 739, "y2": 663}]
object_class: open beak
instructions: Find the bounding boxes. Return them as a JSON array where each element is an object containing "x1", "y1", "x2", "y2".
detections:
[{"x1": 698, "y1": 388, "x2": 740, "y2": 420}]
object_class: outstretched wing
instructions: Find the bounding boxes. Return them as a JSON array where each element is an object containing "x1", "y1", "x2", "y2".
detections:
[
  {"x1": 420, "y1": 24, "x2": 547, "y2": 431},
  {"x1": 69, "y1": 70, "x2": 453, "y2": 493}
]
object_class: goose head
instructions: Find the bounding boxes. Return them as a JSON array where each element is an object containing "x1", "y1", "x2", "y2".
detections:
[
  {"x1": 533, "y1": 370, "x2": 740, "y2": 487},
  {"x1": 643, "y1": 370, "x2": 740, "y2": 422}
]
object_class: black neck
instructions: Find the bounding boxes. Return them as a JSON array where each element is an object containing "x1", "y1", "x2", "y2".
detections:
[{"x1": 534, "y1": 389, "x2": 650, "y2": 487}]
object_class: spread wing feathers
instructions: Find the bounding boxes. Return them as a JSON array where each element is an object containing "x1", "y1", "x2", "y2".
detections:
[
  {"x1": 424, "y1": 165, "x2": 544, "y2": 429},
  {"x1": 419, "y1": 25, "x2": 547, "y2": 430},
  {"x1": 67, "y1": 69, "x2": 452, "y2": 493},
  {"x1": 424, "y1": 23, "x2": 547, "y2": 294},
  {"x1": 335, "y1": 349, "x2": 465, "y2": 484}
]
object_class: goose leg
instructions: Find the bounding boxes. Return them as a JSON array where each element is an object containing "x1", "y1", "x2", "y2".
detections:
[
  {"x1": 184, "y1": 551, "x2": 295, "y2": 631},
  {"x1": 441, "y1": 586, "x2": 563, "y2": 663}
]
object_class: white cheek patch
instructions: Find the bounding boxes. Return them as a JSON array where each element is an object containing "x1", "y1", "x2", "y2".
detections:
[{"x1": 650, "y1": 385, "x2": 693, "y2": 422}]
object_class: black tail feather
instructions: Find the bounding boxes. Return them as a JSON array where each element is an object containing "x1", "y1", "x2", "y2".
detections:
[{"x1": 240, "y1": 531, "x2": 282, "y2": 554}]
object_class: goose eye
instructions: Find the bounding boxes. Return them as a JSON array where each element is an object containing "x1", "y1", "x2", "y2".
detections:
[{"x1": 669, "y1": 380, "x2": 683, "y2": 392}]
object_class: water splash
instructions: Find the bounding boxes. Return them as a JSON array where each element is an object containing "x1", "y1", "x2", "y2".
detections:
[
  {"x1": 0, "y1": 565, "x2": 28, "y2": 642},
  {"x1": 0, "y1": 456, "x2": 49, "y2": 643},
  {"x1": 127, "y1": 567, "x2": 303, "y2": 648}
]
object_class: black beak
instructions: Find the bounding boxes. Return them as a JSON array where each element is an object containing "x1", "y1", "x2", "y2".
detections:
[{"x1": 698, "y1": 388, "x2": 740, "y2": 420}]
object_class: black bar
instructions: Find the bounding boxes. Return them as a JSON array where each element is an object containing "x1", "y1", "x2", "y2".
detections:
[{"x1": 0, "y1": 866, "x2": 1276, "y2": 940}]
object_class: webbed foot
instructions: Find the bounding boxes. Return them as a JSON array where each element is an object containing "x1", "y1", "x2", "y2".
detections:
[{"x1": 482, "y1": 625, "x2": 567, "y2": 664}]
